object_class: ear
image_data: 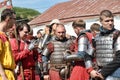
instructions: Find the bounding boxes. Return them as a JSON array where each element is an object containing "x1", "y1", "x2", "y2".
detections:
[
  {"x1": 100, "y1": 20, "x2": 103, "y2": 25},
  {"x1": 5, "y1": 16, "x2": 10, "y2": 22}
]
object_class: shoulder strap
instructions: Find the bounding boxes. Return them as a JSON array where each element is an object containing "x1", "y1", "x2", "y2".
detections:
[
  {"x1": 113, "y1": 29, "x2": 120, "y2": 45},
  {"x1": 78, "y1": 31, "x2": 93, "y2": 43},
  {"x1": 85, "y1": 32, "x2": 93, "y2": 44}
]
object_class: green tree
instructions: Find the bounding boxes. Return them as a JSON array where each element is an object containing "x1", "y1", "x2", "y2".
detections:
[{"x1": 13, "y1": 7, "x2": 40, "y2": 22}]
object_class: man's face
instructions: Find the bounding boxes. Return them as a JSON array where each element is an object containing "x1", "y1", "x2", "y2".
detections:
[
  {"x1": 55, "y1": 25, "x2": 66, "y2": 40},
  {"x1": 100, "y1": 16, "x2": 114, "y2": 30},
  {"x1": 19, "y1": 26, "x2": 29, "y2": 40},
  {"x1": 73, "y1": 27, "x2": 83, "y2": 36},
  {"x1": 6, "y1": 14, "x2": 16, "y2": 36},
  {"x1": 8, "y1": 18, "x2": 15, "y2": 27},
  {"x1": 7, "y1": 24, "x2": 16, "y2": 38}
]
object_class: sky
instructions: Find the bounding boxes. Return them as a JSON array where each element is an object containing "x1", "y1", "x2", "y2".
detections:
[{"x1": 11, "y1": 0, "x2": 69, "y2": 13}]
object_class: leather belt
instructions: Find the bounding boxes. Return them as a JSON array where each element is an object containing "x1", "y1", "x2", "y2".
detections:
[
  {"x1": 50, "y1": 64, "x2": 66, "y2": 69},
  {"x1": 4, "y1": 68, "x2": 13, "y2": 71}
]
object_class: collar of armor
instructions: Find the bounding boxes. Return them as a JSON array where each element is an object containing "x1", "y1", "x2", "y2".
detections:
[
  {"x1": 55, "y1": 37, "x2": 68, "y2": 42},
  {"x1": 100, "y1": 26, "x2": 115, "y2": 35}
]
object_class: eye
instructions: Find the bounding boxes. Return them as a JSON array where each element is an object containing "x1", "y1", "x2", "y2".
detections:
[
  {"x1": 58, "y1": 32, "x2": 65, "y2": 34},
  {"x1": 25, "y1": 32, "x2": 28, "y2": 34},
  {"x1": 105, "y1": 19, "x2": 113, "y2": 22}
]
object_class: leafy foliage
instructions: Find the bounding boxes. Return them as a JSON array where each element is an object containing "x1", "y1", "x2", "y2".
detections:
[{"x1": 13, "y1": 7, "x2": 40, "y2": 22}]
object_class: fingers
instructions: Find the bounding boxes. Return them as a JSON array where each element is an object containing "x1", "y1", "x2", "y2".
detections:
[
  {"x1": 95, "y1": 73, "x2": 104, "y2": 80},
  {"x1": 98, "y1": 74, "x2": 104, "y2": 80},
  {"x1": 90, "y1": 70, "x2": 104, "y2": 80}
]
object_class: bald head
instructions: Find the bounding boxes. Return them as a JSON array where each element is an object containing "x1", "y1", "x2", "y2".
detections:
[{"x1": 55, "y1": 24, "x2": 66, "y2": 31}]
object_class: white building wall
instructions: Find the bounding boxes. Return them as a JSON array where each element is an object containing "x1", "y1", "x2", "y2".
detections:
[
  {"x1": 32, "y1": 25, "x2": 45, "y2": 36},
  {"x1": 85, "y1": 16, "x2": 120, "y2": 30},
  {"x1": 114, "y1": 15, "x2": 120, "y2": 30},
  {"x1": 64, "y1": 22, "x2": 77, "y2": 37},
  {"x1": 32, "y1": 16, "x2": 120, "y2": 36}
]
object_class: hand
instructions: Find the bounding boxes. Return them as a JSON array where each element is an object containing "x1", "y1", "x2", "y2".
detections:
[
  {"x1": 97, "y1": 73, "x2": 104, "y2": 80},
  {"x1": 90, "y1": 70, "x2": 98, "y2": 78},
  {"x1": 1, "y1": 75, "x2": 8, "y2": 80},
  {"x1": 44, "y1": 75, "x2": 49, "y2": 80},
  {"x1": 28, "y1": 39, "x2": 38, "y2": 50},
  {"x1": 28, "y1": 42, "x2": 35, "y2": 50},
  {"x1": 90, "y1": 70, "x2": 103, "y2": 79},
  {"x1": 63, "y1": 50, "x2": 72, "y2": 57}
]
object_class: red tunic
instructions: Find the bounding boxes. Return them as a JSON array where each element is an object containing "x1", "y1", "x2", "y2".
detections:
[
  {"x1": 69, "y1": 61, "x2": 89, "y2": 80},
  {"x1": 69, "y1": 40, "x2": 89, "y2": 80},
  {"x1": 10, "y1": 38, "x2": 42, "y2": 80},
  {"x1": 69, "y1": 32, "x2": 93, "y2": 80}
]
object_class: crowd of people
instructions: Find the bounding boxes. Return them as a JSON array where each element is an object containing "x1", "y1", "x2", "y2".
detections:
[{"x1": 0, "y1": 8, "x2": 120, "y2": 80}]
